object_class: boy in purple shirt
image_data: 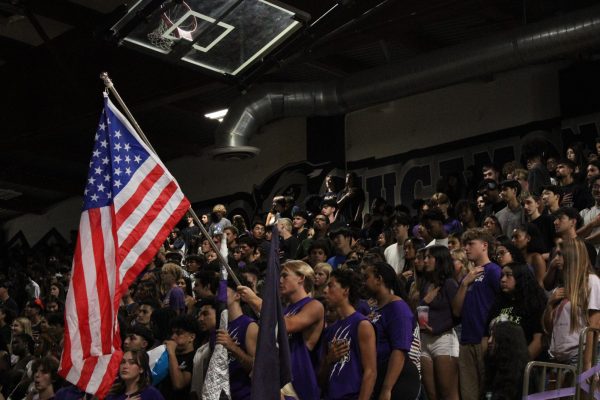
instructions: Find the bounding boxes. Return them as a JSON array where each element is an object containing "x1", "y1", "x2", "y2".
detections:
[
  {"x1": 319, "y1": 269, "x2": 376, "y2": 400},
  {"x1": 217, "y1": 276, "x2": 258, "y2": 400},
  {"x1": 452, "y1": 228, "x2": 501, "y2": 400}
]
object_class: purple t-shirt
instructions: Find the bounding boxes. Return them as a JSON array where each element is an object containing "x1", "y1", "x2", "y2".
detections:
[
  {"x1": 285, "y1": 297, "x2": 320, "y2": 400},
  {"x1": 106, "y1": 386, "x2": 165, "y2": 400},
  {"x1": 229, "y1": 314, "x2": 255, "y2": 400},
  {"x1": 163, "y1": 286, "x2": 185, "y2": 314},
  {"x1": 420, "y1": 278, "x2": 459, "y2": 335},
  {"x1": 370, "y1": 300, "x2": 414, "y2": 365},
  {"x1": 323, "y1": 311, "x2": 367, "y2": 400},
  {"x1": 460, "y1": 262, "x2": 501, "y2": 344}
]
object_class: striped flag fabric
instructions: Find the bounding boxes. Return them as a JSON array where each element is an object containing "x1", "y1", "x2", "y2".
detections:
[{"x1": 59, "y1": 93, "x2": 190, "y2": 398}]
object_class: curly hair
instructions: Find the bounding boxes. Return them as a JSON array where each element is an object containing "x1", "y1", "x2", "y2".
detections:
[
  {"x1": 500, "y1": 262, "x2": 547, "y2": 320},
  {"x1": 485, "y1": 321, "x2": 529, "y2": 400}
]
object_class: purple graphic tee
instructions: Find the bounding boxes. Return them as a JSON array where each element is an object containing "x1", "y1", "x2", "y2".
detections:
[{"x1": 323, "y1": 311, "x2": 367, "y2": 400}]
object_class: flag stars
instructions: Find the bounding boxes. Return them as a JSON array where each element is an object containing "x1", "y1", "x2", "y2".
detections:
[
  {"x1": 97, "y1": 183, "x2": 105, "y2": 192},
  {"x1": 93, "y1": 149, "x2": 101, "y2": 158},
  {"x1": 91, "y1": 194, "x2": 99, "y2": 201},
  {"x1": 114, "y1": 180, "x2": 122, "y2": 189},
  {"x1": 134, "y1": 155, "x2": 141, "y2": 163},
  {"x1": 88, "y1": 176, "x2": 96, "y2": 185},
  {"x1": 125, "y1": 155, "x2": 131, "y2": 163},
  {"x1": 94, "y1": 167, "x2": 102, "y2": 175},
  {"x1": 100, "y1": 140, "x2": 108, "y2": 148},
  {"x1": 114, "y1": 130, "x2": 121, "y2": 139},
  {"x1": 107, "y1": 192, "x2": 112, "y2": 199},
  {"x1": 102, "y1": 157, "x2": 109, "y2": 165},
  {"x1": 124, "y1": 143, "x2": 131, "y2": 151},
  {"x1": 104, "y1": 174, "x2": 110, "y2": 182},
  {"x1": 114, "y1": 143, "x2": 122, "y2": 151},
  {"x1": 99, "y1": 122, "x2": 106, "y2": 131},
  {"x1": 125, "y1": 167, "x2": 132, "y2": 176},
  {"x1": 114, "y1": 155, "x2": 122, "y2": 163},
  {"x1": 115, "y1": 168, "x2": 122, "y2": 176},
  {"x1": 94, "y1": 133, "x2": 99, "y2": 141}
]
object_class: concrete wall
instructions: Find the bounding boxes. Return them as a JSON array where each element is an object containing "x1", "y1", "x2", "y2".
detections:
[{"x1": 345, "y1": 65, "x2": 562, "y2": 161}]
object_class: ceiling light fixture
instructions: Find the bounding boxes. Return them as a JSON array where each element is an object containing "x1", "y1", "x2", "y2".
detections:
[{"x1": 204, "y1": 108, "x2": 228, "y2": 122}]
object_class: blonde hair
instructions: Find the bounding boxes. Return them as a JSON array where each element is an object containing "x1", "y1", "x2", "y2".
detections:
[
  {"x1": 451, "y1": 248, "x2": 473, "y2": 273},
  {"x1": 431, "y1": 192, "x2": 450, "y2": 206},
  {"x1": 12, "y1": 317, "x2": 33, "y2": 336},
  {"x1": 282, "y1": 260, "x2": 315, "y2": 294},
  {"x1": 314, "y1": 262, "x2": 333, "y2": 284},
  {"x1": 161, "y1": 263, "x2": 183, "y2": 281},
  {"x1": 212, "y1": 204, "x2": 227, "y2": 215},
  {"x1": 277, "y1": 218, "x2": 292, "y2": 233},
  {"x1": 562, "y1": 237, "x2": 593, "y2": 332}
]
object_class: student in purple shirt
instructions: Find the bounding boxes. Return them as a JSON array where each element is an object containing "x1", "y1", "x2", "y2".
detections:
[
  {"x1": 160, "y1": 263, "x2": 186, "y2": 315},
  {"x1": 319, "y1": 269, "x2": 376, "y2": 400},
  {"x1": 218, "y1": 275, "x2": 258, "y2": 400},
  {"x1": 107, "y1": 350, "x2": 165, "y2": 400},
  {"x1": 452, "y1": 228, "x2": 501, "y2": 400},
  {"x1": 237, "y1": 260, "x2": 325, "y2": 400},
  {"x1": 364, "y1": 262, "x2": 420, "y2": 400}
]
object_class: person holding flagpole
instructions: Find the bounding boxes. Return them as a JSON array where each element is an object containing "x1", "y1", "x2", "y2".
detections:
[
  {"x1": 237, "y1": 260, "x2": 325, "y2": 400},
  {"x1": 319, "y1": 268, "x2": 377, "y2": 400},
  {"x1": 217, "y1": 274, "x2": 258, "y2": 400},
  {"x1": 58, "y1": 81, "x2": 190, "y2": 398}
]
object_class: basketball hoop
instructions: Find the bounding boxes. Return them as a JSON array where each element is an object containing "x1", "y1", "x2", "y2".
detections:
[{"x1": 147, "y1": 1, "x2": 197, "y2": 52}]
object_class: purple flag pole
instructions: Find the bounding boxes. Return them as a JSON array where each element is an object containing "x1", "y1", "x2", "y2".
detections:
[{"x1": 251, "y1": 225, "x2": 292, "y2": 399}]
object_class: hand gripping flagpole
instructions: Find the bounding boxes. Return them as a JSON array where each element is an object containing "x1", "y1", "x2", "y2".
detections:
[{"x1": 100, "y1": 72, "x2": 241, "y2": 287}]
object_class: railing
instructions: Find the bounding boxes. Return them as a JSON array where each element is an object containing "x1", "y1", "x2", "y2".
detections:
[
  {"x1": 523, "y1": 361, "x2": 577, "y2": 399},
  {"x1": 523, "y1": 327, "x2": 600, "y2": 400}
]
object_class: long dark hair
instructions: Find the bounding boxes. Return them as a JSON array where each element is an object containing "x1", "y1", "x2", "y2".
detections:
[
  {"x1": 109, "y1": 350, "x2": 151, "y2": 395},
  {"x1": 425, "y1": 245, "x2": 454, "y2": 286},
  {"x1": 369, "y1": 262, "x2": 407, "y2": 300},
  {"x1": 500, "y1": 262, "x2": 547, "y2": 318},
  {"x1": 485, "y1": 321, "x2": 528, "y2": 400}
]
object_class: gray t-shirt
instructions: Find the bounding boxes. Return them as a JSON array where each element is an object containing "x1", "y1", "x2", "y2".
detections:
[{"x1": 495, "y1": 205, "x2": 524, "y2": 237}]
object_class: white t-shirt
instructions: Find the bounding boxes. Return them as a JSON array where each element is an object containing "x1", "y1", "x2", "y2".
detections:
[
  {"x1": 384, "y1": 243, "x2": 405, "y2": 274},
  {"x1": 549, "y1": 274, "x2": 600, "y2": 361},
  {"x1": 580, "y1": 205, "x2": 600, "y2": 252}
]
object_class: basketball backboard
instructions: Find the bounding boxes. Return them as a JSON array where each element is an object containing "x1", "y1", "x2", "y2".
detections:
[{"x1": 110, "y1": 0, "x2": 305, "y2": 76}]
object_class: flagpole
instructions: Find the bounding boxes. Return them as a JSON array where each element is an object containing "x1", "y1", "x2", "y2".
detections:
[{"x1": 100, "y1": 72, "x2": 242, "y2": 287}]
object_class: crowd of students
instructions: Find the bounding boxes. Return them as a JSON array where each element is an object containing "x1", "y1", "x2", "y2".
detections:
[{"x1": 2, "y1": 138, "x2": 600, "y2": 399}]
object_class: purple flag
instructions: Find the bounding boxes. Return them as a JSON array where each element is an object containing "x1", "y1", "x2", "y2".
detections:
[{"x1": 251, "y1": 225, "x2": 292, "y2": 399}]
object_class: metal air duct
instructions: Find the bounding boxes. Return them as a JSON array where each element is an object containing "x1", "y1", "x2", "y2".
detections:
[{"x1": 210, "y1": 5, "x2": 600, "y2": 160}]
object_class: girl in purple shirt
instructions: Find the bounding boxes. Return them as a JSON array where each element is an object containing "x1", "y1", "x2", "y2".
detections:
[
  {"x1": 365, "y1": 262, "x2": 421, "y2": 400},
  {"x1": 319, "y1": 269, "x2": 376, "y2": 400}
]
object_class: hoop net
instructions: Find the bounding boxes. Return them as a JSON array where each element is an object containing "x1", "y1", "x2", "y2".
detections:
[{"x1": 147, "y1": 3, "x2": 197, "y2": 52}]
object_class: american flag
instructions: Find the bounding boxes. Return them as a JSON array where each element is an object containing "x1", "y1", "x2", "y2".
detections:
[{"x1": 59, "y1": 93, "x2": 190, "y2": 398}]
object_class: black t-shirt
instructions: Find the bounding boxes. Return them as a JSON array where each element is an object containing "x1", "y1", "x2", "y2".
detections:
[
  {"x1": 159, "y1": 350, "x2": 195, "y2": 399},
  {"x1": 487, "y1": 298, "x2": 544, "y2": 347},
  {"x1": 559, "y1": 182, "x2": 594, "y2": 211},
  {"x1": 530, "y1": 214, "x2": 556, "y2": 253}
]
